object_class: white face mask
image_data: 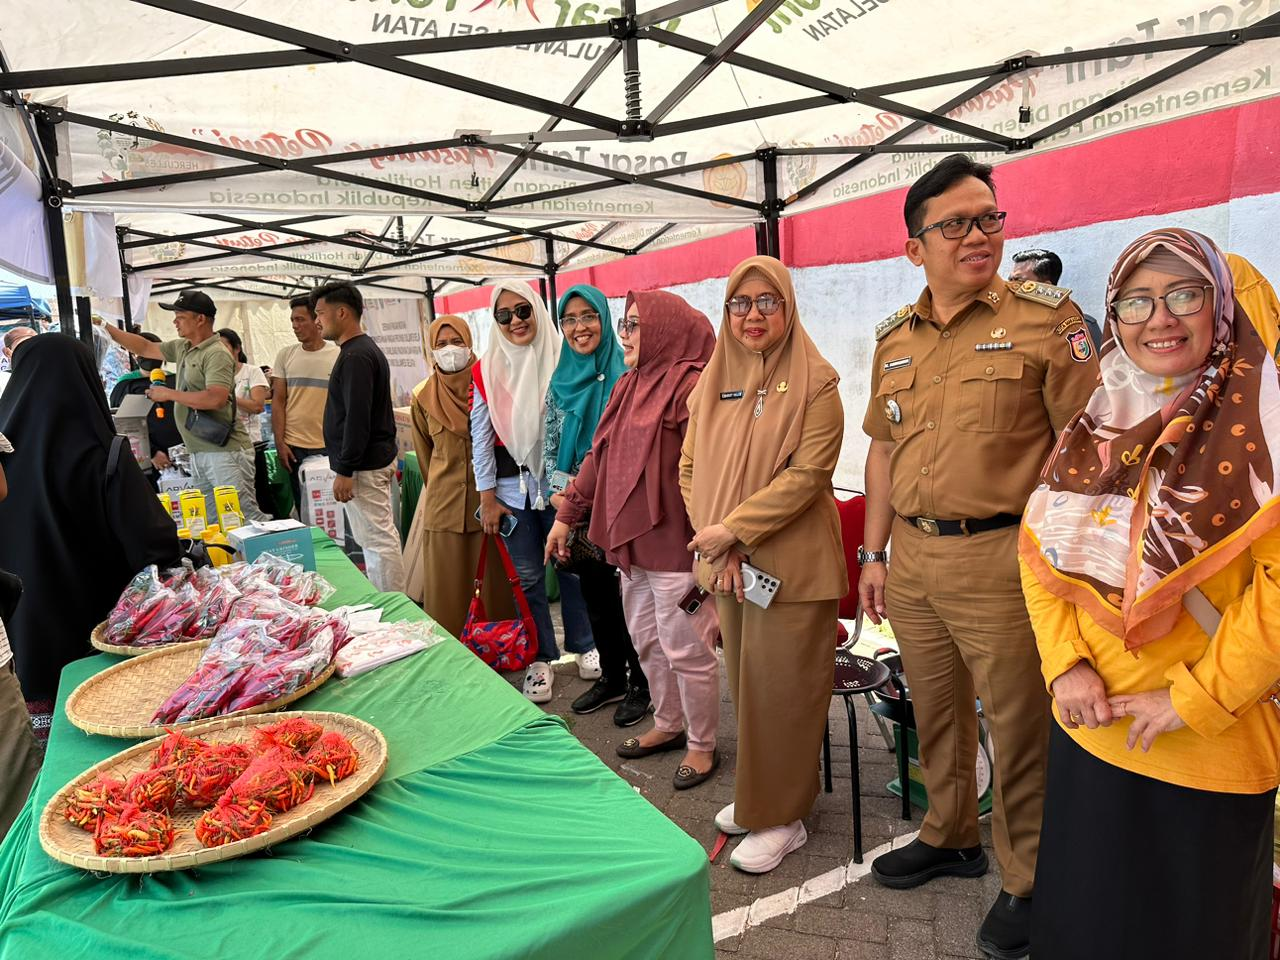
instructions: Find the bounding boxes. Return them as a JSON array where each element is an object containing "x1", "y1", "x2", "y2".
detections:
[{"x1": 432, "y1": 344, "x2": 471, "y2": 373}]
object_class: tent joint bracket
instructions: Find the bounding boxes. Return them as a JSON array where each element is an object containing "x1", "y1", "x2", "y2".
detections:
[{"x1": 609, "y1": 15, "x2": 637, "y2": 39}]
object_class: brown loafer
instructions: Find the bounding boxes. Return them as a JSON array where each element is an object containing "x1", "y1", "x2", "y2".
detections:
[
  {"x1": 616, "y1": 731, "x2": 687, "y2": 759},
  {"x1": 673, "y1": 749, "x2": 720, "y2": 790}
]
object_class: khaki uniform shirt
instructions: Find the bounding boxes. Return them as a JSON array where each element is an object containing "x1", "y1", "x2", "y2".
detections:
[
  {"x1": 862, "y1": 277, "x2": 1099, "y2": 520},
  {"x1": 411, "y1": 402, "x2": 482, "y2": 536}
]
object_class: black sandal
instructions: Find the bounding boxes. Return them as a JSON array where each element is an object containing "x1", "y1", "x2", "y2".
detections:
[
  {"x1": 616, "y1": 731, "x2": 687, "y2": 759},
  {"x1": 673, "y1": 749, "x2": 720, "y2": 790}
]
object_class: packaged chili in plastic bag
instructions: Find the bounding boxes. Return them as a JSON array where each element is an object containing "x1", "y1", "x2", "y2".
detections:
[
  {"x1": 179, "y1": 575, "x2": 242, "y2": 641},
  {"x1": 104, "y1": 567, "x2": 162, "y2": 645}
]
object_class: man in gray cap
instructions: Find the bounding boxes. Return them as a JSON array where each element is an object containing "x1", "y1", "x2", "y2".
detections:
[{"x1": 96, "y1": 290, "x2": 265, "y2": 523}]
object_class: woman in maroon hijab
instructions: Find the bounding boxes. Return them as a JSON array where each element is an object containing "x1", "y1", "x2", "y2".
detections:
[{"x1": 547, "y1": 290, "x2": 721, "y2": 790}]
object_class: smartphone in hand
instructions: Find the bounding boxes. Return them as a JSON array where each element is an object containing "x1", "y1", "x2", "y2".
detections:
[{"x1": 474, "y1": 506, "x2": 518, "y2": 538}]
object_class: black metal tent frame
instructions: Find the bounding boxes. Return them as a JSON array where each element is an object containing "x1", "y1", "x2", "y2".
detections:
[{"x1": 2, "y1": 0, "x2": 1278, "y2": 337}]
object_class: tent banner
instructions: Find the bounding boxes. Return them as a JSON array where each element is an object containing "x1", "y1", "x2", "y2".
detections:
[
  {"x1": 363, "y1": 297, "x2": 430, "y2": 407},
  {"x1": 5, "y1": 1, "x2": 1269, "y2": 222}
]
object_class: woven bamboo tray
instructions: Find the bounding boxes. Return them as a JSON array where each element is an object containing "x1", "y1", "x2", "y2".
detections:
[
  {"x1": 65, "y1": 641, "x2": 336, "y2": 738},
  {"x1": 40, "y1": 710, "x2": 387, "y2": 874},
  {"x1": 90, "y1": 621, "x2": 205, "y2": 658}
]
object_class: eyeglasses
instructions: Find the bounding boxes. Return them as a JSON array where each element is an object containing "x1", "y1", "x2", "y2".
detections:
[
  {"x1": 617, "y1": 316, "x2": 640, "y2": 336},
  {"x1": 725, "y1": 294, "x2": 785, "y2": 317},
  {"x1": 560, "y1": 310, "x2": 600, "y2": 330},
  {"x1": 912, "y1": 211, "x2": 1007, "y2": 240},
  {"x1": 494, "y1": 303, "x2": 534, "y2": 326},
  {"x1": 1112, "y1": 284, "x2": 1213, "y2": 325}
]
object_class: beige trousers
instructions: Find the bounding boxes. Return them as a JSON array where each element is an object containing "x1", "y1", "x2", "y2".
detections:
[{"x1": 885, "y1": 518, "x2": 1049, "y2": 897}]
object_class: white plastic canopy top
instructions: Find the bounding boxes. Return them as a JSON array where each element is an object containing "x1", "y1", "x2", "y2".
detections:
[{"x1": 1, "y1": 0, "x2": 1279, "y2": 293}]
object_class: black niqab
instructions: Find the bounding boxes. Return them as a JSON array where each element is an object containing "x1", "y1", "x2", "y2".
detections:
[{"x1": 0, "y1": 335, "x2": 180, "y2": 702}]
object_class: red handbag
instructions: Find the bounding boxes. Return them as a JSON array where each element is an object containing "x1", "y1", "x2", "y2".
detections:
[{"x1": 459, "y1": 535, "x2": 537, "y2": 672}]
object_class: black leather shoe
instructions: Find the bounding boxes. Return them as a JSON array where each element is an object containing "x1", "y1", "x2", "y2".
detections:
[
  {"x1": 571, "y1": 679, "x2": 627, "y2": 715},
  {"x1": 976, "y1": 892, "x2": 1031, "y2": 960},
  {"x1": 870, "y1": 838, "x2": 988, "y2": 889},
  {"x1": 612, "y1": 686, "x2": 652, "y2": 727}
]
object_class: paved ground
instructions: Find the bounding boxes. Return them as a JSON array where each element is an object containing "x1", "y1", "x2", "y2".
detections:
[{"x1": 506, "y1": 612, "x2": 1007, "y2": 960}]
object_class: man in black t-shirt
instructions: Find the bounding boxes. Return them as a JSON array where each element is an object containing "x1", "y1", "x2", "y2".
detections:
[{"x1": 314, "y1": 282, "x2": 405, "y2": 593}]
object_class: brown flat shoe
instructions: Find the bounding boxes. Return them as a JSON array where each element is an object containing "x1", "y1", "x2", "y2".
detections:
[
  {"x1": 616, "y1": 731, "x2": 687, "y2": 759},
  {"x1": 673, "y1": 749, "x2": 720, "y2": 790}
]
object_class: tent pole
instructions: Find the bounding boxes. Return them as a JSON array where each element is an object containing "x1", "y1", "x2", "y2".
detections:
[
  {"x1": 74, "y1": 296, "x2": 93, "y2": 346},
  {"x1": 759, "y1": 147, "x2": 781, "y2": 260},
  {"x1": 117, "y1": 226, "x2": 135, "y2": 333},
  {"x1": 545, "y1": 239, "x2": 558, "y2": 321},
  {"x1": 31, "y1": 109, "x2": 75, "y2": 337},
  {"x1": 424, "y1": 278, "x2": 436, "y2": 326}
]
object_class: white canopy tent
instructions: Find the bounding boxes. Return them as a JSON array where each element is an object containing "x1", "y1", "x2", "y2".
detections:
[{"x1": 1, "y1": 0, "x2": 1278, "y2": 331}]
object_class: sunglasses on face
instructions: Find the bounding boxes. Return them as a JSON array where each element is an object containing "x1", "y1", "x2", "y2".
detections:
[
  {"x1": 725, "y1": 294, "x2": 784, "y2": 317},
  {"x1": 617, "y1": 316, "x2": 640, "y2": 336},
  {"x1": 560, "y1": 310, "x2": 600, "y2": 330},
  {"x1": 1112, "y1": 284, "x2": 1213, "y2": 325},
  {"x1": 912, "y1": 211, "x2": 1007, "y2": 240},
  {"x1": 494, "y1": 303, "x2": 534, "y2": 326}
]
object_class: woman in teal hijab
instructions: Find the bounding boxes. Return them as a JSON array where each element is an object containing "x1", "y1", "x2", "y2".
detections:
[
  {"x1": 545, "y1": 284, "x2": 649, "y2": 725},
  {"x1": 547, "y1": 284, "x2": 630, "y2": 475}
]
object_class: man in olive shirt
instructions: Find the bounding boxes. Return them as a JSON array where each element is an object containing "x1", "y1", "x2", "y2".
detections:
[
  {"x1": 98, "y1": 290, "x2": 262, "y2": 522},
  {"x1": 272, "y1": 295, "x2": 338, "y2": 517},
  {"x1": 857, "y1": 156, "x2": 1098, "y2": 960}
]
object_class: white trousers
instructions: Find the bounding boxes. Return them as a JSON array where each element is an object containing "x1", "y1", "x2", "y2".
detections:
[{"x1": 342, "y1": 464, "x2": 406, "y2": 594}]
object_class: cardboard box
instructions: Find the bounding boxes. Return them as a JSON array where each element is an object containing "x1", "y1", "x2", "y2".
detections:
[
  {"x1": 393, "y1": 406, "x2": 415, "y2": 466},
  {"x1": 227, "y1": 519, "x2": 316, "y2": 570},
  {"x1": 299, "y1": 456, "x2": 345, "y2": 543},
  {"x1": 113, "y1": 392, "x2": 152, "y2": 469}
]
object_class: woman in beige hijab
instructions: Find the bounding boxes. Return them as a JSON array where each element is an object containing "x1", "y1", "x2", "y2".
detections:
[
  {"x1": 681, "y1": 255, "x2": 847, "y2": 873},
  {"x1": 411, "y1": 315, "x2": 511, "y2": 637}
]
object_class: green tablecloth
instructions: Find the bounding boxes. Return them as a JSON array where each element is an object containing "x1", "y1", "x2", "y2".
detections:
[
  {"x1": 400, "y1": 451, "x2": 422, "y2": 546},
  {"x1": 0, "y1": 528, "x2": 712, "y2": 960}
]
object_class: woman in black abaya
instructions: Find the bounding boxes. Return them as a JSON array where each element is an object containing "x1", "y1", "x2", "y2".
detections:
[{"x1": 0, "y1": 335, "x2": 180, "y2": 739}]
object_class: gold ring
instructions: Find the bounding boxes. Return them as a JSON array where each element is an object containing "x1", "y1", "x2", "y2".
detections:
[{"x1": 1070, "y1": 713, "x2": 1083, "y2": 723}]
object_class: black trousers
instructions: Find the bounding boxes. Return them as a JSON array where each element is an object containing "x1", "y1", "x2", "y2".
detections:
[
  {"x1": 571, "y1": 555, "x2": 646, "y2": 692},
  {"x1": 1033, "y1": 723, "x2": 1275, "y2": 959}
]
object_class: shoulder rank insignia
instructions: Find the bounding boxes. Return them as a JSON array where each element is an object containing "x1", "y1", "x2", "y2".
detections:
[
  {"x1": 1011, "y1": 280, "x2": 1072, "y2": 309},
  {"x1": 875, "y1": 304, "x2": 912, "y2": 340}
]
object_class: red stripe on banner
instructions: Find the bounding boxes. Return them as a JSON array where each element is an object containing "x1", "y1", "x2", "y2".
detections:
[{"x1": 435, "y1": 98, "x2": 1280, "y2": 315}]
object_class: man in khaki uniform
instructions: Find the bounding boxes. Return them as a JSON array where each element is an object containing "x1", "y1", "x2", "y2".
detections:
[{"x1": 858, "y1": 155, "x2": 1098, "y2": 960}]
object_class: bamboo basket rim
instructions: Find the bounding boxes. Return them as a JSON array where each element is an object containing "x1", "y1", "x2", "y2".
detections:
[
  {"x1": 65, "y1": 640, "x2": 336, "y2": 739},
  {"x1": 90, "y1": 621, "x2": 206, "y2": 658},
  {"x1": 39, "y1": 710, "x2": 387, "y2": 874}
]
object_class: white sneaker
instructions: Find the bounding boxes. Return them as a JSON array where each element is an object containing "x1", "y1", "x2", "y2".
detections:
[
  {"x1": 575, "y1": 649, "x2": 602, "y2": 681},
  {"x1": 729, "y1": 821, "x2": 807, "y2": 874},
  {"x1": 523, "y1": 662, "x2": 554, "y2": 703},
  {"x1": 715, "y1": 803, "x2": 749, "y2": 836}
]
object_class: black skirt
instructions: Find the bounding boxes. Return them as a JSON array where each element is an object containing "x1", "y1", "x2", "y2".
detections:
[{"x1": 1034, "y1": 723, "x2": 1275, "y2": 960}]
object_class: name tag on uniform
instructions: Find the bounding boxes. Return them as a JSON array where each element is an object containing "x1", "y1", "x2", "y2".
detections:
[
  {"x1": 720, "y1": 390, "x2": 744, "y2": 401},
  {"x1": 883, "y1": 357, "x2": 912, "y2": 371}
]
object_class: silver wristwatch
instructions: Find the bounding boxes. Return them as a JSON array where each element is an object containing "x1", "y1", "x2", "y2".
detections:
[{"x1": 857, "y1": 547, "x2": 889, "y2": 565}]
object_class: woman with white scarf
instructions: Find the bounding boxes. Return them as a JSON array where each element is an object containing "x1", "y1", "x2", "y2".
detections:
[{"x1": 471, "y1": 280, "x2": 596, "y2": 702}]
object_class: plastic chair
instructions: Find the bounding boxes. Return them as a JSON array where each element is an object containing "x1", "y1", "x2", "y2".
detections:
[{"x1": 820, "y1": 488, "x2": 912, "y2": 864}]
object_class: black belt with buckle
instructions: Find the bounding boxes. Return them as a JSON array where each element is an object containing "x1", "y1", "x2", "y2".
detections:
[{"x1": 900, "y1": 513, "x2": 1022, "y2": 537}]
